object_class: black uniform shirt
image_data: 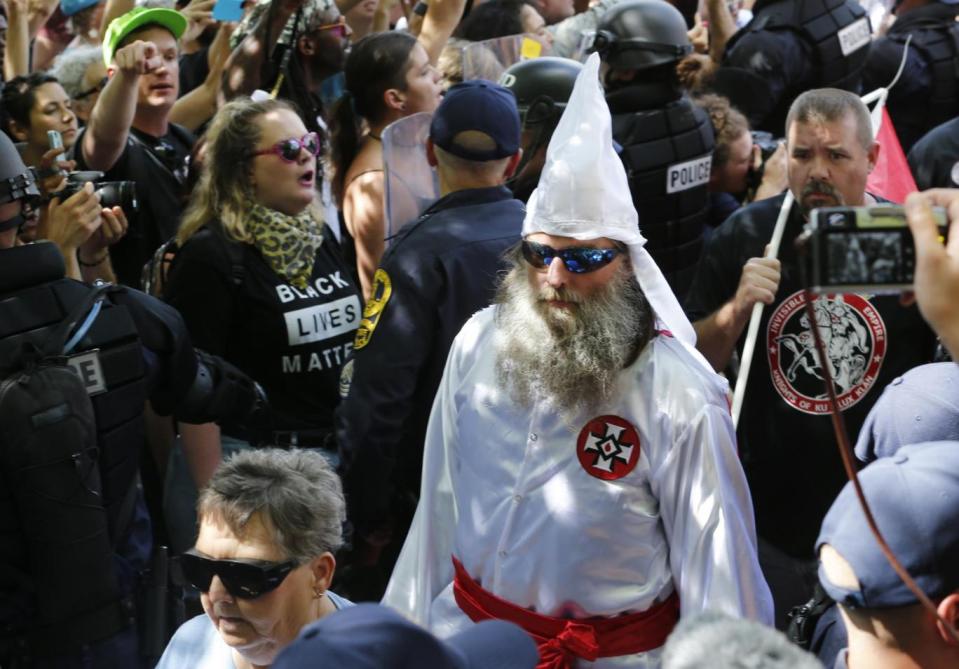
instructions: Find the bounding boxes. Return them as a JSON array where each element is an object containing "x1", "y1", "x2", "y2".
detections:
[{"x1": 908, "y1": 116, "x2": 959, "y2": 190}]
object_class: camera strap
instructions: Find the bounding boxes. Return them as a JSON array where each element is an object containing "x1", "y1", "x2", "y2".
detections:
[{"x1": 126, "y1": 130, "x2": 187, "y2": 187}]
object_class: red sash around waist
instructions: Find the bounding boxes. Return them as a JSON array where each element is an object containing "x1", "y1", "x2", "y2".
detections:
[{"x1": 451, "y1": 556, "x2": 680, "y2": 669}]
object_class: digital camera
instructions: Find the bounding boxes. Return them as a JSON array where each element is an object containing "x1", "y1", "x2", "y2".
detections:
[
  {"x1": 59, "y1": 170, "x2": 138, "y2": 213},
  {"x1": 805, "y1": 205, "x2": 948, "y2": 294}
]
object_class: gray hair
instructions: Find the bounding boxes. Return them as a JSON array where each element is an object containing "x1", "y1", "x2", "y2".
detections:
[
  {"x1": 50, "y1": 45, "x2": 103, "y2": 98},
  {"x1": 661, "y1": 612, "x2": 822, "y2": 669},
  {"x1": 197, "y1": 448, "x2": 346, "y2": 563},
  {"x1": 785, "y1": 88, "x2": 873, "y2": 150}
]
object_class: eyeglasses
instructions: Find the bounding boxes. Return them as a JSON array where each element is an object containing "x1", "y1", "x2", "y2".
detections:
[
  {"x1": 312, "y1": 16, "x2": 349, "y2": 39},
  {"x1": 176, "y1": 549, "x2": 299, "y2": 599},
  {"x1": 521, "y1": 240, "x2": 625, "y2": 274},
  {"x1": 74, "y1": 77, "x2": 108, "y2": 101},
  {"x1": 251, "y1": 132, "x2": 320, "y2": 163}
]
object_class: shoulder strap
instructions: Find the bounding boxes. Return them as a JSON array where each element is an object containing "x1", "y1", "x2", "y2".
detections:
[{"x1": 42, "y1": 283, "x2": 112, "y2": 357}]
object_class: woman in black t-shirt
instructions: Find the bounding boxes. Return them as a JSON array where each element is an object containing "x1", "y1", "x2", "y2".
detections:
[{"x1": 165, "y1": 98, "x2": 362, "y2": 492}]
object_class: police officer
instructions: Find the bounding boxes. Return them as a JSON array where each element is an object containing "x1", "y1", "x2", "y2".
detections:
[
  {"x1": 708, "y1": 0, "x2": 872, "y2": 135},
  {"x1": 335, "y1": 81, "x2": 525, "y2": 601},
  {"x1": 863, "y1": 0, "x2": 959, "y2": 153},
  {"x1": 592, "y1": 0, "x2": 714, "y2": 299},
  {"x1": 499, "y1": 56, "x2": 583, "y2": 203},
  {"x1": 0, "y1": 131, "x2": 266, "y2": 668}
]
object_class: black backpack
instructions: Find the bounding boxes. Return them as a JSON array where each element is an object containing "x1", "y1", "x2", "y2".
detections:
[{"x1": 0, "y1": 283, "x2": 135, "y2": 647}]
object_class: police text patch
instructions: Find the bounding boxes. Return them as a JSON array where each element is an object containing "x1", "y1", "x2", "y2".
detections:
[
  {"x1": 666, "y1": 155, "x2": 711, "y2": 194},
  {"x1": 838, "y1": 18, "x2": 870, "y2": 57},
  {"x1": 67, "y1": 350, "x2": 106, "y2": 396}
]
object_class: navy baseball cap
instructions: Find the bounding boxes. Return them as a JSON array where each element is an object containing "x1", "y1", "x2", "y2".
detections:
[
  {"x1": 429, "y1": 80, "x2": 521, "y2": 161},
  {"x1": 816, "y1": 441, "x2": 959, "y2": 609},
  {"x1": 272, "y1": 603, "x2": 539, "y2": 669},
  {"x1": 855, "y1": 362, "x2": 959, "y2": 464}
]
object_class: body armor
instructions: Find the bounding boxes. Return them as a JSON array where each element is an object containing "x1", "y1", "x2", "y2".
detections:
[
  {"x1": 609, "y1": 84, "x2": 714, "y2": 299},
  {"x1": 0, "y1": 243, "x2": 148, "y2": 656},
  {"x1": 883, "y1": 6, "x2": 959, "y2": 150},
  {"x1": 722, "y1": 0, "x2": 871, "y2": 132}
]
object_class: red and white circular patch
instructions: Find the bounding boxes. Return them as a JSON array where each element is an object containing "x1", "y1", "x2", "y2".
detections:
[
  {"x1": 576, "y1": 415, "x2": 641, "y2": 481},
  {"x1": 766, "y1": 290, "x2": 887, "y2": 415}
]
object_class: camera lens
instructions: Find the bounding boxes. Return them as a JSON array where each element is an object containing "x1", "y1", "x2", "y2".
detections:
[{"x1": 96, "y1": 181, "x2": 138, "y2": 213}]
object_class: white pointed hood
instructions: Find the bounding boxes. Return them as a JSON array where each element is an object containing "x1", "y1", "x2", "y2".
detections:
[{"x1": 523, "y1": 53, "x2": 700, "y2": 353}]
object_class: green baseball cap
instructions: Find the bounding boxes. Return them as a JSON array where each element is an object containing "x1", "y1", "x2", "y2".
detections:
[{"x1": 102, "y1": 7, "x2": 188, "y2": 66}]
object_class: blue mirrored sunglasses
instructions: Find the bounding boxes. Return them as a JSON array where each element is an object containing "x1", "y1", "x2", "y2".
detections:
[{"x1": 521, "y1": 240, "x2": 624, "y2": 274}]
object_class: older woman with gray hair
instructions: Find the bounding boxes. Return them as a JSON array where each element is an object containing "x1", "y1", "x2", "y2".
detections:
[
  {"x1": 157, "y1": 449, "x2": 352, "y2": 669},
  {"x1": 49, "y1": 44, "x2": 107, "y2": 125}
]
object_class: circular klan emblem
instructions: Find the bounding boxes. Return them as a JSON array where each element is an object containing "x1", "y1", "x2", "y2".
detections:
[
  {"x1": 576, "y1": 415, "x2": 641, "y2": 481},
  {"x1": 766, "y1": 290, "x2": 887, "y2": 415}
]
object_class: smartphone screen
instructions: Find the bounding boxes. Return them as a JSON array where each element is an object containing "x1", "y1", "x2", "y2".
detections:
[{"x1": 212, "y1": 0, "x2": 244, "y2": 22}]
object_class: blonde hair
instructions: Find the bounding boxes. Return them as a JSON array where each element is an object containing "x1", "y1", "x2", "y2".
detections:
[{"x1": 177, "y1": 98, "x2": 322, "y2": 246}]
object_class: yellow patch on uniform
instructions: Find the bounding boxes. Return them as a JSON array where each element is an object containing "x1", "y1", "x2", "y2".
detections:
[{"x1": 354, "y1": 269, "x2": 392, "y2": 350}]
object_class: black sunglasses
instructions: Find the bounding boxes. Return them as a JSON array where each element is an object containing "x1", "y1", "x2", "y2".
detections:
[
  {"x1": 74, "y1": 77, "x2": 108, "y2": 101},
  {"x1": 521, "y1": 240, "x2": 625, "y2": 274},
  {"x1": 176, "y1": 549, "x2": 299, "y2": 600}
]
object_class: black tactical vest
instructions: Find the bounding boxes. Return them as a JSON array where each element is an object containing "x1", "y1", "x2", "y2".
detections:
[
  {"x1": 887, "y1": 12, "x2": 959, "y2": 149},
  {"x1": 726, "y1": 0, "x2": 871, "y2": 129},
  {"x1": 609, "y1": 84, "x2": 714, "y2": 300},
  {"x1": 0, "y1": 243, "x2": 147, "y2": 652}
]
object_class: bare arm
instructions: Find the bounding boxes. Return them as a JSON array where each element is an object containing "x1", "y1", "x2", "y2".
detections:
[
  {"x1": 77, "y1": 206, "x2": 127, "y2": 283},
  {"x1": 170, "y1": 24, "x2": 232, "y2": 130},
  {"x1": 417, "y1": 0, "x2": 466, "y2": 65},
  {"x1": 372, "y1": 0, "x2": 398, "y2": 34},
  {"x1": 26, "y1": 0, "x2": 58, "y2": 38},
  {"x1": 693, "y1": 254, "x2": 781, "y2": 372},
  {"x1": 343, "y1": 170, "x2": 386, "y2": 299},
  {"x1": 83, "y1": 40, "x2": 160, "y2": 172},
  {"x1": 4, "y1": 0, "x2": 28, "y2": 79},
  {"x1": 706, "y1": 0, "x2": 737, "y2": 63}
]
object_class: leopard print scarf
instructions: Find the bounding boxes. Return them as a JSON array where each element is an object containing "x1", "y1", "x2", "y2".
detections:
[{"x1": 246, "y1": 203, "x2": 324, "y2": 290}]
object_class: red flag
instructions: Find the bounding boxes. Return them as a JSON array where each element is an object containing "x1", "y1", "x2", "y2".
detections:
[{"x1": 866, "y1": 107, "x2": 917, "y2": 204}]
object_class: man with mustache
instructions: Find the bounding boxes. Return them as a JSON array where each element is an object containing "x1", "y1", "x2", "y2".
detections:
[
  {"x1": 685, "y1": 88, "x2": 937, "y2": 630},
  {"x1": 383, "y1": 55, "x2": 772, "y2": 669}
]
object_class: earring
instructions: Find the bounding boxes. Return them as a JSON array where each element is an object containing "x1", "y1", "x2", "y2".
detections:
[{"x1": 313, "y1": 586, "x2": 324, "y2": 599}]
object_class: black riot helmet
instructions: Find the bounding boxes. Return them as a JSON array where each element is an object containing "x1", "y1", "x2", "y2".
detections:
[
  {"x1": 0, "y1": 130, "x2": 39, "y2": 233},
  {"x1": 499, "y1": 57, "x2": 583, "y2": 127},
  {"x1": 591, "y1": 0, "x2": 692, "y2": 72},
  {"x1": 499, "y1": 57, "x2": 583, "y2": 196}
]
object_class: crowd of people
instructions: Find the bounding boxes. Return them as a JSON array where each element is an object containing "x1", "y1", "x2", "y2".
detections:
[{"x1": 1, "y1": 0, "x2": 959, "y2": 667}]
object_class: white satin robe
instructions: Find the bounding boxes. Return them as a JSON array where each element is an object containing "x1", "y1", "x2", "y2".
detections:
[{"x1": 383, "y1": 307, "x2": 774, "y2": 668}]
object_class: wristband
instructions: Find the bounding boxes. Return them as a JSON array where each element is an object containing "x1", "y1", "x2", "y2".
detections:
[{"x1": 77, "y1": 250, "x2": 109, "y2": 267}]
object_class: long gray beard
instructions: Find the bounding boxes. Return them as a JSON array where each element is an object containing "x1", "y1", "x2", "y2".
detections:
[{"x1": 493, "y1": 263, "x2": 654, "y2": 416}]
